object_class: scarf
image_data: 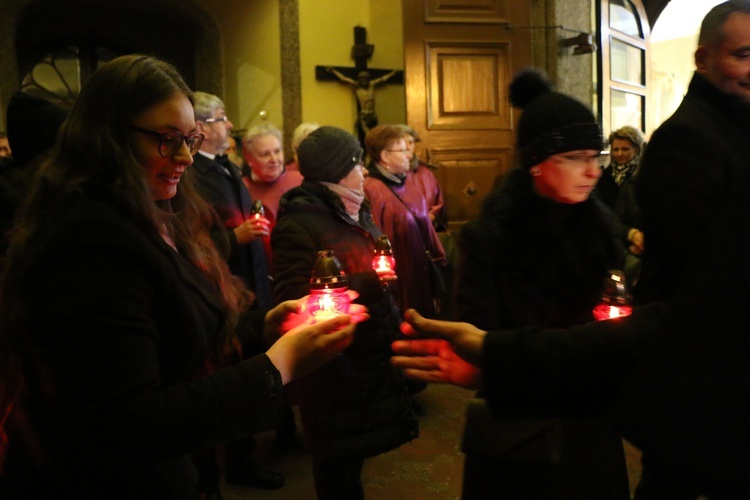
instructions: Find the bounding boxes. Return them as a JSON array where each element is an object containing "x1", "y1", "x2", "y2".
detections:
[
  {"x1": 322, "y1": 182, "x2": 365, "y2": 220},
  {"x1": 375, "y1": 163, "x2": 406, "y2": 185},
  {"x1": 610, "y1": 157, "x2": 639, "y2": 186}
]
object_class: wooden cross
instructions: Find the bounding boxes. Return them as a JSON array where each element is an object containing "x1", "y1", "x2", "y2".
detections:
[
  {"x1": 315, "y1": 26, "x2": 404, "y2": 84},
  {"x1": 316, "y1": 26, "x2": 404, "y2": 143}
]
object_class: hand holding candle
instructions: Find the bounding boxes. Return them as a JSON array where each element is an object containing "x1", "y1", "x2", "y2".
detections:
[{"x1": 592, "y1": 270, "x2": 633, "y2": 321}]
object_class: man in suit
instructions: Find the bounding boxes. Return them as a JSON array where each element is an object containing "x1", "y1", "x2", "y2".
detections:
[
  {"x1": 191, "y1": 92, "x2": 273, "y2": 309},
  {"x1": 191, "y1": 92, "x2": 283, "y2": 495}
]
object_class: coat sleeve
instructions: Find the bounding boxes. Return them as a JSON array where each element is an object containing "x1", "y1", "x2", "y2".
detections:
[
  {"x1": 481, "y1": 302, "x2": 667, "y2": 418},
  {"x1": 271, "y1": 215, "x2": 319, "y2": 302}
]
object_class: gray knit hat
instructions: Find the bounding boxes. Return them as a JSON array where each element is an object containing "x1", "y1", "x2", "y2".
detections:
[{"x1": 297, "y1": 126, "x2": 363, "y2": 183}]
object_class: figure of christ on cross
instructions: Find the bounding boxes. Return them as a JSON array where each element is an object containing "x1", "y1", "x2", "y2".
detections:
[
  {"x1": 315, "y1": 26, "x2": 403, "y2": 144},
  {"x1": 326, "y1": 67, "x2": 397, "y2": 139}
]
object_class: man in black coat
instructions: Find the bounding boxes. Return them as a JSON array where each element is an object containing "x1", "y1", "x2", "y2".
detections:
[
  {"x1": 191, "y1": 92, "x2": 273, "y2": 309},
  {"x1": 635, "y1": 0, "x2": 750, "y2": 305}
]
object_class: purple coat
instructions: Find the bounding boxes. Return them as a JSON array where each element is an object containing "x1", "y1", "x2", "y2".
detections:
[{"x1": 364, "y1": 165, "x2": 446, "y2": 317}]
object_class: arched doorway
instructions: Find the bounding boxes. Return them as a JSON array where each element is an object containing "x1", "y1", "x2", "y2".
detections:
[{"x1": 1, "y1": 0, "x2": 223, "y2": 120}]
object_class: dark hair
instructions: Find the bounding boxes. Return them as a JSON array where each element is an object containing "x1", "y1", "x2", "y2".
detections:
[
  {"x1": 699, "y1": 0, "x2": 750, "y2": 47},
  {"x1": 0, "y1": 56, "x2": 247, "y2": 453}
]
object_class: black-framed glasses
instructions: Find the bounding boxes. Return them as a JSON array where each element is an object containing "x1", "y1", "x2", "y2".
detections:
[
  {"x1": 202, "y1": 116, "x2": 229, "y2": 124},
  {"x1": 129, "y1": 125, "x2": 204, "y2": 157}
]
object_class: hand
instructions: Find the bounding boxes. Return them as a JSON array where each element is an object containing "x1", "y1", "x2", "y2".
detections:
[
  {"x1": 391, "y1": 309, "x2": 486, "y2": 390},
  {"x1": 234, "y1": 216, "x2": 271, "y2": 245},
  {"x1": 627, "y1": 228, "x2": 644, "y2": 255},
  {"x1": 266, "y1": 315, "x2": 357, "y2": 385},
  {"x1": 264, "y1": 290, "x2": 369, "y2": 345},
  {"x1": 375, "y1": 267, "x2": 398, "y2": 283}
]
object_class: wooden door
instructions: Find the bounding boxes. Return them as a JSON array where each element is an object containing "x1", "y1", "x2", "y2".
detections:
[{"x1": 403, "y1": 0, "x2": 532, "y2": 230}]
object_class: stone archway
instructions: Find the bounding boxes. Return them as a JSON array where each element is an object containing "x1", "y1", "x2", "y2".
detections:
[{"x1": 0, "y1": 0, "x2": 223, "y2": 127}]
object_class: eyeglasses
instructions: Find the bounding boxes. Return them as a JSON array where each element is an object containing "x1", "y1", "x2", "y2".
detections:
[
  {"x1": 386, "y1": 149, "x2": 408, "y2": 154},
  {"x1": 129, "y1": 125, "x2": 204, "y2": 157},
  {"x1": 202, "y1": 116, "x2": 229, "y2": 124},
  {"x1": 552, "y1": 152, "x2": 601, "y2": 166}
]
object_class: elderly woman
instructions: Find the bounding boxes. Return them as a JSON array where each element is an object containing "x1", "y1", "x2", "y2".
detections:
[
  {"x1": 0, "y1": 55, "x2": 361, "y2": 499},
  {"x1": 271, "y1": 126, "x2": 418, "y2": 499},
  {"x1": 363, "y1": 124, "x2": 447, "y2": 318},
  {"x1": 455, "y1": 69, "x2": 629, "y2": 499}
]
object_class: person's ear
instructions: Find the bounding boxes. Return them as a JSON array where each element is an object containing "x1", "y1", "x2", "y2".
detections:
[
  {"x1": 379, "y1": 148, "x2": 389, "y2": 165},
  {"x1": 695, "y1": 45, "x2": 708, "y2": 74},
  {"x1": 195, "y1": 121, "x2": 207, "y2": 135}
]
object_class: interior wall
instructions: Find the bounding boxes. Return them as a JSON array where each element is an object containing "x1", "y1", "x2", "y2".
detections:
[
  {"x1": 650, "y1": 35, "x2": 694, "y2": 132},
  {"x1": 299, "y1": 0, "x2": 405, "y2": 133},
  {"x1": 207, "y1": 0, "x2": 283, "y2": 135}
]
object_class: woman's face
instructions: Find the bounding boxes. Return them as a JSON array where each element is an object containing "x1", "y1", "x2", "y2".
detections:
[
  {"x1": 532, "y1": 149, "x2": 602, "y2": 204},
  {"x1": 338, "y1": 162, "x2": 365, "y2": 193},
  {"x1": 245, "y1": 134, "x2": 284, "y2": 183},
  {"x1": 379, "y1": 138, "x2": 411, "y2": 176},
  {"x1": 130, "y1": 92, "x2": 197, "y2": 201},
  {"x1": 610, "y1": 138, "x2": 637, "y2": 165}
]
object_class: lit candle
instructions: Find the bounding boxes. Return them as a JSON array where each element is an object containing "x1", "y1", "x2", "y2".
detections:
[
  {"x1": 251, "y1": 200, "x2": 265, "y2": 220},
  {"x1": 308, "y1": 250, "x2": 351, "y2": 321},
  {"x1": 371, "y1": 235, "x2": 396, "y2": 273},
  {"x1": 592, "y1": 270, "x2": 633, "y2": 321}
]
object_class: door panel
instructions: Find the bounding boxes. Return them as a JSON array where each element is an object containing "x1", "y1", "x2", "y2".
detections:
[{"x1": 403, "y1": 0, "x2": 531, "y2": 229}]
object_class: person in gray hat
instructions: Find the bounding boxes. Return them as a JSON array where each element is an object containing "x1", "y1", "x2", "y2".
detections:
[{"x1": 272, "y1": 126, "x2": 418, "y2": 499}]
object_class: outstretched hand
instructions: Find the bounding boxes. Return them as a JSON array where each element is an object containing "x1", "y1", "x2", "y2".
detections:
[
  {"x1": 391, "y1": 309, "x2": 486, "y2": 390},
  {"x1": 266, "y1": 314, "x2": 357, "y2": 385},
  {"x1": 264, "y1": 289, "x2": 369, "y2": 345}
]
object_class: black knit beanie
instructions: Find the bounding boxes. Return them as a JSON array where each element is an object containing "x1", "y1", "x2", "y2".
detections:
[
  {"x1": 297, "y1": 126, "x2": 363, "y2": 183},
  {"x1": 6, "y1": 91, "x2": 68, "y2": 165},
  {"x1": 509, "y1": 69, "x2": 602, "y2": 169}
]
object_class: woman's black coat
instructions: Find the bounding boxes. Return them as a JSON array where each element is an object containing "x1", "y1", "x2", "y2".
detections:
[
  {"x1": 2, "y1": 199, "x2": 282, "y2": 499},
  {"x1": 272, "y1": 180, "x2": 417, "y2": 461}
]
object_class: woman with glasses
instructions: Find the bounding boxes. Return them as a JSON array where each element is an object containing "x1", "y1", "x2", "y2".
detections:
[
  {"x1": 455, "y1": 69, "x2": 628, "y2": 499},
  {"x1": 0, "y1": 55, "x2": 364, "y2": 499},
  {"x1": 363, "y1": 124, "x2": 447, "y2": 319}
]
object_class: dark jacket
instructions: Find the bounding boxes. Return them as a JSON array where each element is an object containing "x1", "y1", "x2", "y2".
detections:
[
  {"x1": 596, "y1": 162, "x2": 636, "y2": 210},
  {"x1": 458, "y1": 168, "x2": 624, "y2": 331},
  {"x1": 457, "y1": 168, "x2": 628, "y2": 499},
  {"x1": 272, "y1": 180, "x2": 418, "y2": 461},
  {"x1": 2, "y1": 199, "x2": 282, "y2": 499},
  {"x1": 191, "y1": 153, "x2": 272, "y2": 308},
  {"x1": 635, "y1": 73, "x2": 750, "y2": 304}
]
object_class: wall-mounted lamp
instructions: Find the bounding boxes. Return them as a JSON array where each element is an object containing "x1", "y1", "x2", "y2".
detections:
[
  {"x1": 506, "y1": 25, "x2": 597, "y2": 56},
  {"x1": 559, "y1": 33, "x2": 597, "y2": 55}
]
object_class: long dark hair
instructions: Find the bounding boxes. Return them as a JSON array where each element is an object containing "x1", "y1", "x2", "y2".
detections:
[{"x1": 0, "y1": 55, "x2": 246, "y2": 465}]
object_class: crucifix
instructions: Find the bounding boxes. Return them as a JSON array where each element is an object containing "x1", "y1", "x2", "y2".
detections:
[{"x1": 316, "y1": 26, "x2": 404, "y2": 144}]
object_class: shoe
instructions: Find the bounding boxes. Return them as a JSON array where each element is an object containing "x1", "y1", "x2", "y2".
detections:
[{"x1": 225, "y1": 463, "x2": 285, "y2": 490}]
